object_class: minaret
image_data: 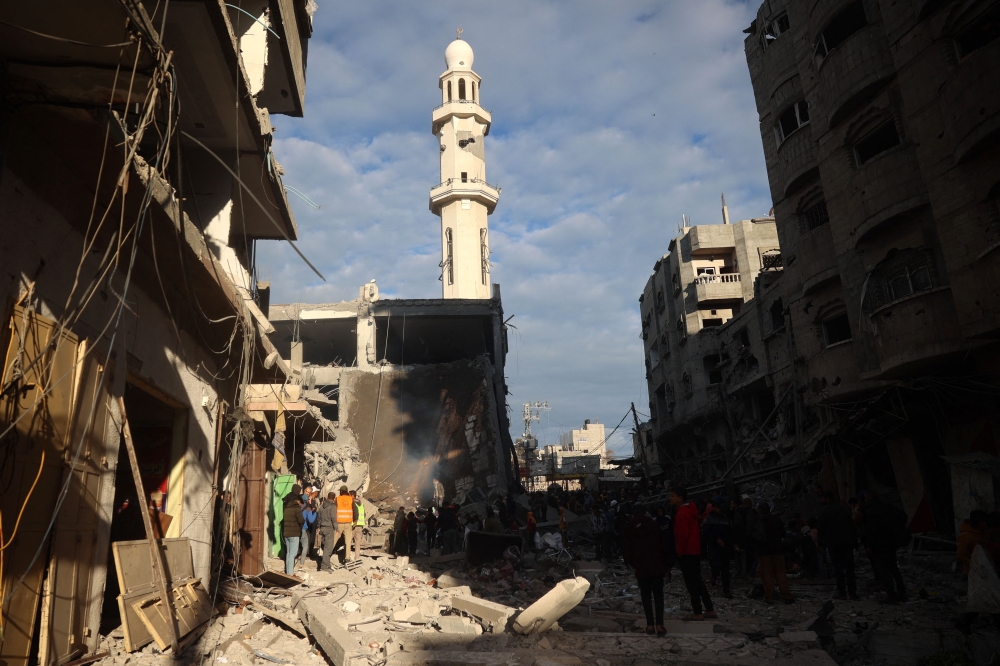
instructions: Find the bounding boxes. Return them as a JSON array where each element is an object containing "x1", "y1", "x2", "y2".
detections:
[{"x1": 430, "y1": 30, "x2": 499, "y2": 299}]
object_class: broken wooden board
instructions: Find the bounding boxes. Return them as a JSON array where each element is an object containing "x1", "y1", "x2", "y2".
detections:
[
  {"x1": 132, "y1": 579, "x2": 213, "y2": 650},
  {"x1": 255, "y1": 570, "x2": 303, "y2": 588}
]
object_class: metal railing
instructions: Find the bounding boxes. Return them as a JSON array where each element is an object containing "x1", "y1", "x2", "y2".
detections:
[
  {"x1": 430, "y1": 177, "x2": 500, "y2": 192},
  {"x1": 694, "y1": 273, "x2": 741, "y2": 285}
]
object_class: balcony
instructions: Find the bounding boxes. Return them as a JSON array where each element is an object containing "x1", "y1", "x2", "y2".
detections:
[
  {"x1": 943, "y1": 39, "x2": 1000, "y2": 164},
  {"x1": 432, "y1": 100, "x2": 492, "y2": 135},
  {"x1": 815, "y1": 23, "x2": 895, "y2": 129},
  {"x1": 429, "y1": 178, "x2": 500, "y2": 215},
  {"x1": 866, "y1": 287, "x2": 965, "y2": 379},
  {"x1": 687, "y1": 225, "x2": 735, "y2": 254},
  {"x1": 694, "y1": 273, "x2": 743, "y2": 305}
]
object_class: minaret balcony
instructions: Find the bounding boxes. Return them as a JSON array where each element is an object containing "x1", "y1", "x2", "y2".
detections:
[
  {"x1": 432, "y1": 100, "x2": 492, "y2": 134},
  {"x1": 429, "y1": 178, "x2": 500, "y2": 215}
]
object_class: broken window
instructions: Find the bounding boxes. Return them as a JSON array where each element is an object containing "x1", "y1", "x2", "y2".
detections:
[
  {"x1": 855, "y1": 120, "x2": 901, "y2": 166},
  {"x1": 767, "y1": 298, "x2": 785, "y2": 334},
  {"x1": 822, "y1": 313, "x2": 852, "y2": 346},
  {"x1": 738, "y1": 327, "x2": 751, "y2": 348},
  {"x1": 676, "y1": 318, "x2": 686, "y2": 339},
  {"x1": 800, "y1": 199, "x2": 830, "y2": 233},
  {"x1": 702, "y1": 318, "x2": 723, "y2": 327},
  {"x1": 682, "y1": 372, "x2": 693, "y2": 398},
  {"x1": 672, "y1": 272, "x2": 681, "y2": 295},
  {"x1": 862, "y1": 248, "x2": 935, "y2": 313},
  {"x1": 458, "y1": 78, "x2": 466, "y2": 100},
  {"x1": 776, "y1": 100, "x2": 810, "y2": 144},
  {"x1": 760, "y1": 12, "x2": 791, "y2": 50},
  {"x1": 955, "y1": 5, "x2": 1000, "y2": 60},
  {"x1": 704, "y1": 355, "x2": 722, "y2": 385},
  {"x1": 480, "y1": 228, "x2": 489, "y2": 285},
  {"x1": 814, "y1": 1, "x2": 867, "y2": 61}
]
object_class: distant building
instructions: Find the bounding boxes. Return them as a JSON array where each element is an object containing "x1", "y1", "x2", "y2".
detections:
[{"x1": 558, "y1": 419, "x2": 606, "y2": 457}]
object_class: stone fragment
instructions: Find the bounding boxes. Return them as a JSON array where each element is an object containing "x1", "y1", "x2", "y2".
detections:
[
  {"x1": 419, "y1": 599, "x2": 441, "y2": 619},
  {"x1": 780, "y1": 631, "x2": 820, "y2": 648},
  {"x1": 449, "y1": 594, "x2": 515, "y2": 633},
  {"x1": 436, "y1": 570, "x2": 466, "y2": 589},
  {"x1": 435, "y1": 615, "x2": 482, "y2": 635}
]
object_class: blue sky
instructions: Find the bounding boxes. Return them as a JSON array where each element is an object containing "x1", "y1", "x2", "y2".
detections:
[{"x1": 258, "y1": 0, "x2": 772, "y2": 457}]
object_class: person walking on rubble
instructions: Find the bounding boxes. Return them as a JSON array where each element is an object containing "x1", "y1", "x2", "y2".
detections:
[
  {"x1": 297, "y1": 489, "x2": 317, "y2": 568},
  {"x1": 333, "y1": 485, "x2": 358, "y2": 564},
  {"x1": 753, "y1": 503, "x2": 794, "y2": 605},
  {"x1": 818, "y1": 491, "x2": 858, "y2": 599},
  {"x1": 654, "y1": 505, "x2": 676, "y2": 582},
  {"x1": 590, "y1": 506, "x2": 608, "y2": 561},
  {"x1": 318, "y1": 492, "x2": 339, "y2": 571},
  {"x1": 439, "y1": 502, "x2": 460, "y2": 554},
  {"x1": 670, "y1": 487, "x2": 716, "y2": 620},
  {"x1": 623, "y1": 503, "x2": 668, "y2": 636},
  {"x1": 282, "y1": 495, "x2": 305, "y2": 575},
  {"x1": 861, "y1": 491, "x2": 908, "y2": 603},
  {"x1": 391, "y1": 506, "x2": 406, "y2": 554}
]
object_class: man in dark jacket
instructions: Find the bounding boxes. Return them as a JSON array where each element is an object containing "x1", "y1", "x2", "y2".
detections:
[
  {"x1": 703, "y1": 502, "x2": 732, "y2": 598},
  {"x1": 670, "y1": 487, "x2": 715, "y2": 620},
  {"x1": 754, "y1": 503, "x2": 794, "y2": 604},
  {"x1": 622, "y1": 503, "x2": 667, "y2": 635},
  {"x1": 818, "y1": 491, "x2": 858, "y2": 599},
  {"x1": 282, "y1": 496, "x2": 305, "y2": 575},
  {"x1": 862, "y1": 492, "x2": 908, "y2": 602},
  {"x1": 318, "y1": 492, "x2": 339, "y2": 571},
  {"x1": 439, "y1": 503, "x2": 459, "y2": 554}
]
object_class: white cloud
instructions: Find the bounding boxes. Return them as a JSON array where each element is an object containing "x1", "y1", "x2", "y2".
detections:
[{"x1": 257, "y1": 0, "x2": 770, "y2": 456}]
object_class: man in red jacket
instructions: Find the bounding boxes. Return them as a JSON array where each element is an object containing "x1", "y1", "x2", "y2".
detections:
[{"x1": 670, "y1": 486, "x2": 716, "y2": 620}]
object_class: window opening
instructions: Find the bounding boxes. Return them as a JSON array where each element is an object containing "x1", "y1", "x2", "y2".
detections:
[
  {"x1": 822, "y1": 314, "x2": 852, "y2": 346},
  {"x1": 814, "y1": 1, "x2": 867, "y2": 61},
  {"x1": 445, "y1": 228, "x2": 454, "y2": 285},
  {"x1": 800, "y1": 199, "x2": 830, "y2": 232},
  {"x1": 704, "y1": 355, "x2": 723, "y2": 385},
  {"x1": 472, "y1": 81, "x2": 477, "y2": 102},
  {"x1": 656, "y1": 289, "x2": 666, "y2": 313},
  {"x1": 760, "y1": 13, "x2": 791, "y2": 50},
  {"x1": 862, "y1": 248, "x2": 935, "y2": 313},
  {"x1": 447, "y1": 81, "x2": 452, "y2": 102},
  {"x1": 855, "y1": 121, "x2": 900, "y2": 165},
  {"x1": 697, "y1": 267, "x2": 717, "y2": 275},
  {"x1": 461, "y1": 171, "x2": 468, "y2": 183},
  {"x1": 776, "y1": 100, "x2": 810, "y2": 143},
  {"x1": 702, "y1": 318, "x2": 723, "y2": 328},
  {"x1": 738, "y1": 327, "x2": 751, "y2": 348},
  {"x1": 480, "y1": 228, "x2": 489, "y2": 285},
  {"x1": 768, "y1": 298, "x2": 785, "y2": 333},
  {"x1": 458, "y1": 78, "x2": 466, "y2": 100},
  {"x1": 955, "y1": 6, "x2": 1000, "y2": 60}
]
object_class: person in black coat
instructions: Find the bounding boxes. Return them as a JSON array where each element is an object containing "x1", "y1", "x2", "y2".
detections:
[
  {"x1": 862, "y1": 492, "x2": 908, "y2": 602},
  {"x1": 622, "y1": 503, "x2": 668, "y2": 635},
  {"x1": 703, "y1": 502, "x2": 732, "y2": 598},
  {"x1": 818, "y1": 491, "x2": 858, "y2": 599}
]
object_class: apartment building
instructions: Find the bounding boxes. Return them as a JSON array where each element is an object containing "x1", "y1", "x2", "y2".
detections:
[{"x1": 635, "y1": 0, "x2": 1000, "y2": 536}]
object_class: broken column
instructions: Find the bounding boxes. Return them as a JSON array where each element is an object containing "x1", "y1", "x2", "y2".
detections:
[{"x1": 512, "y1": 576, "x2": 590, "y2": 635}]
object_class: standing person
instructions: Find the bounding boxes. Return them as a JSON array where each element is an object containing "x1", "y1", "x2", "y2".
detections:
[
  {"x1": 622, "y1": 503, "x2": 667, "y2": 636},
  {"x1": 297, "y1": 491, "x2": 317, "y2": 567},
  {"x1": 333, "y1": 485, "x2": 358, "y2": 563},
  {"x1": 590, "y1": 506, "x2": 608, "y2": 561},
  {"x1": 670, "y1": 487, "x2": 715, "y2": 620},
  {"x1": 406, "y1": 511, "x2": 419, "y2": 556},
  {"x1": 754, "y1": 503, "x2": 794, "y2": 605},
  {"x1": 318, "y1": 492, "x2": 339, "y2": 571},
  {"x1": 654, "y1": 505, "x2": 676, "y2": 582},
  {"x1": 425, "y1": 506, "x2": 439, "y2": 553},
  {"x1": 351, "y1": 490, "x2": 366, "y2": 561},
  {"x1": 439, "y1": 502, "x2": 459, "y2": 554},
  {"x1": 391, "y1": 507, "x2": 406, "y2": 554},
  {"x1": 862, "y1": 492, "x2": 909, "y2": 603},
  {"x1": 282, "y1": 496, "x2": 304, "y2": 575},
  {"x1": 484, "y1": 507, "x2": 505, "y2": 533},
  {"x1": 818, "y1": 491, "x2": 858, "y2": 599},
  {"x1": 703, "y1": 502, "x2": 732, "y2": 599}
]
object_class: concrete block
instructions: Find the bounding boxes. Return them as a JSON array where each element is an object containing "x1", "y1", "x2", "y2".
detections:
[
  {"x1": 388, "y1": 651, "x2": 516, "y2": 666},
  {"x1": 392, "y1": 607, "x2": 424, "y2": 623},
  {"x1": 435, "y1": 615, "x2": 482, "y2": 635},
  {"x1": 297, "y1": 597, "x2": 361, "y2": 666},
  {"x1": 419, "y1": 599, "x2": 442, "y2": 619},
  {"x1": 513, "y1": 576, "x2": 590, "y2": 635},
  {"x1": 448, "y1": 594, "x2": 515, "y2": 633},
  {"x1": 436, "y1": 570, "x2": 467, "y2": 589},
  {"x1": 342, "y1": 601, "x2": 361, "y2": 613}
]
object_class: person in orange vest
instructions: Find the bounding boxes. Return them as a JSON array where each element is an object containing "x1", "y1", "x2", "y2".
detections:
[{"x1": 333, "y1": 485, "x2": 358, "y2": 563}]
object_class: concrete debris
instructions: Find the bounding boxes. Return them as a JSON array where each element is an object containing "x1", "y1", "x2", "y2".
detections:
[{"x1": 513, "y1": 577, "x2": 590, "y2": 635}]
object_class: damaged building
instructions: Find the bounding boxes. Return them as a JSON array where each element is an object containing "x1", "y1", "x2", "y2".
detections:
[
  {"x1": 0, "y1": 0, "x2": 320, "y2": 661},
  {"x1": 635, "y1": 0, "x2": 1000, "y2": 535}
]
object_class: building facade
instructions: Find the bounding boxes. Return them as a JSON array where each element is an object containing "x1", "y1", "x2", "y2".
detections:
[
  {"x1": 557, "y1": 419, "x2": 607, "y2": 457},
  {"x1": 636, "y1": 0, "x2": 1000, "y2": 536}
]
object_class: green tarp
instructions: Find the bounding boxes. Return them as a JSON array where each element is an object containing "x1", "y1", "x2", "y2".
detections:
[{"x1": 270, "y1": 474, "x2": 297, "y2": 557}]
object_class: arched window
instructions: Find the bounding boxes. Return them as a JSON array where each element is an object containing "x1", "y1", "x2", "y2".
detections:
[
  {"x1": 471, "y1": 81, "x2": 476, "y2": 102},
  {"x1": 458, "y1": 78, "x2": 466, "y2": 100},
  {"x1": 447, "y1": 81, "x2": 452, "y2": 102},
  {"x1": 446, "y1": 228, "x2": 454, "y2": 285}
]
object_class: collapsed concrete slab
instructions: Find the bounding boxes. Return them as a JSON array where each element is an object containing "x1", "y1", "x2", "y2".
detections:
[{"x1": 448, "y1": 595, "x2": 515, "y2": 633}]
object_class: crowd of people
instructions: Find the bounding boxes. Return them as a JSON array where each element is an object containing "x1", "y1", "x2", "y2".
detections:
[{"x1": 278, "y1": 478, "x2": 1000, "y2": 635}]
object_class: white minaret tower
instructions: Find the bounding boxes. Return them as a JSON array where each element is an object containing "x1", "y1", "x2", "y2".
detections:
[{"x1": 430, "y1": 30, "x2": 499, "y2": 299}]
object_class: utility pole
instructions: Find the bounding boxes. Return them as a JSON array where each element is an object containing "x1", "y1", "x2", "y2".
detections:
[{"x1": 630, "y1": 402, "x2": 648, "y2": 477}]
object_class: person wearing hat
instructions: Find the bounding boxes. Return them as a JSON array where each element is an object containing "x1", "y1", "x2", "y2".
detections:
[{"x1": 332, "y1": 486, "x2": 358, "y2": 564}]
